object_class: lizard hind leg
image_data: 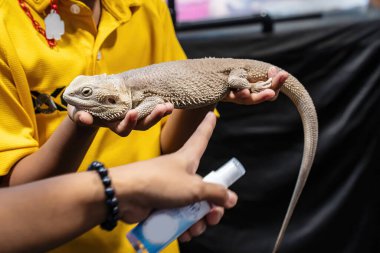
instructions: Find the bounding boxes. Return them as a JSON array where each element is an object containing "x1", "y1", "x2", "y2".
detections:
[
  {"x1": 228, "y1": 69, "x2": 272, "y2": 93},
  {"x1": 227, "y1": 68, "x2": 251, "y2": 89}
]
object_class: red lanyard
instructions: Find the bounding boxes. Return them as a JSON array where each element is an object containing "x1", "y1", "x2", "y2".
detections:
[{"x1": 18, "y1": 0, "x2": 59, "y2": 48}]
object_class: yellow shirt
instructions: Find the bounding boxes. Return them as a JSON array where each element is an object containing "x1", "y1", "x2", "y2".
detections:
[{"x1": 0, "y1": 0, "x2": 186, "y2": 252}]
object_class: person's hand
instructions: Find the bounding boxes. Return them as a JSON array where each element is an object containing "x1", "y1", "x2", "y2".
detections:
[
  {"x1": 222, "y1": 66, "x2": 289, "y2": 105},
  {"x1": 111, "y1": 112, "x2": 238, "y2": 239},
  {"x1": 67, "y1": 102, "x2": 174, "y2": 137}
]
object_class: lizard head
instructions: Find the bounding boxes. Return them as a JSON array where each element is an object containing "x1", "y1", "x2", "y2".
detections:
[{"x1": 63, "y1": 74, "x2": 132, "y2": 121}]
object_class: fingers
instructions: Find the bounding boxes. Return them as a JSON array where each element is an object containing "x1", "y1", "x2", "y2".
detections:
[
  {"x1": 180, "y1": 112, "x2": 216, "y2": 165},
  {"x1": 205, "y1": 206, "x2": 224, "y2": 226},
  {"x1": 197, "y1": 182, "x2": 236, "y2": 208},
  {"x1": 113, "y1": 103, "x2": 169, "y2": 136},
  {"x1": 223, "y1": 86, "x2": 276, "y2": 105},
  {"x1": 178, "y1": 220, "x2": 207, "y2": 242},
  {"x1": 226, "y1": 89, "x2": 250, "y2": 100},
  {"x1": 178, "y1": 231, "x2": 192, "y2": 243},
  {"x1": 268, "y1": 66, "x2": 278, "y2": 78},
  {"x1": 245, "y1": 89, "x2": 275, "y2": 104},
  {"x1": 225, "y1": 190, "x2": 238, "y2": 208},
  {"x1": 113, "y1": 110, "x2": 138, "y2": 137},
  {"x1": 178, "y1": 190, "x2": 238, "y2": 242},
  {"x1": 204, "y1": 191, "x2": 237, "y2": 223},
  {"x1": 67, "y1": 103, "x2": 174, "y2": 136},
  {"x1": 67, "y1": 105, "x2": 95, "y2": 126},
  {"x1": 66, "y1": 104, "x2": 77, "y2": 121},
  {"x1": 269, "y1": 67, "x2": 288, "y2": 90},
  {"x1": 268, "y1": 67, "x2": 288, "y2": 101}
]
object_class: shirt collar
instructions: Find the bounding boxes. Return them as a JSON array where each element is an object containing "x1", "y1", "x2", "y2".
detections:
[
  {"x1": 102, "y1": 0, "x2": 142, "y2": 22},
  {"x1": 24, "y1": 0, "x2": 142, "y2": 21},
  {"x1": 24, "y1": 0, "x2": 50, "y2": 14}
]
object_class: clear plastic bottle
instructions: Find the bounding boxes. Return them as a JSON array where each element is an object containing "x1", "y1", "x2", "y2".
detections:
[{"x1": 127, "y1": 158, "x2": 246, "y2": 253}]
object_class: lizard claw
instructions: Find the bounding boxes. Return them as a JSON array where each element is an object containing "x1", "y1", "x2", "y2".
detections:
[{"x1": 250, "y1": 78, "x2": 273, "y2": 93}]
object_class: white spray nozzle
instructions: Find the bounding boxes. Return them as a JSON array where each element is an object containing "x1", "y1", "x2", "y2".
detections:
[{"x1": 203, "y1": 158, "x2": 246, "y2": 187}]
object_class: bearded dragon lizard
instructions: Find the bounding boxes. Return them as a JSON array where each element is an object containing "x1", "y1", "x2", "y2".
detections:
[{"x1": 63, "y1": 58, "x2": 318, "y2": 253}]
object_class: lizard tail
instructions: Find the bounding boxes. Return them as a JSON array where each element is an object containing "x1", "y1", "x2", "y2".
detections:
[{"x1": 272, "y1": 75, "x2": 318, "y2": 253}]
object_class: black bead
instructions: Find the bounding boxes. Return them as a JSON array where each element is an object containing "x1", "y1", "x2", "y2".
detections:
[
  {"x1": 92, "y1": 161, "x2": 103, "y2": 169},
  {"x1": 106, "y1": 197, "x2": 118, "y2": 208},
  {"x1": 87, "y1": 161, "x2": 119, "y2": 231},
  {"x1": 100, "y1": 219, "x2": 117, "y2": 231},
  {"x1": 102, "y1": 176, "x2": 111, "y2": 187},
  {"x1": 111, "y1": 206, "x2": 119, "y2": 216},
  {"x1": 98, "y1": 167, "x2": 108, "y2": 177},
  {"x1": 105, "y1": 187, "x2": 115, "y2": 198}
]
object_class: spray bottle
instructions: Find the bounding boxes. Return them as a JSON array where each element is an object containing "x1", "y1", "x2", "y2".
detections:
[{"x1": 127, "y1": 158, "x2": 246, "y2": 253}]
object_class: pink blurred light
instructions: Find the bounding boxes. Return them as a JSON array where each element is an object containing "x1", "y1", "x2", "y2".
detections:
[{"x1": 177, "y1": 0, "x2": 210, "y2": 21}]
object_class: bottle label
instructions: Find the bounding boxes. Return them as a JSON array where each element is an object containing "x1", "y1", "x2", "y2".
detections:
[{"x1": 129, "y1": 201, "x2": 210, "y2": 252}]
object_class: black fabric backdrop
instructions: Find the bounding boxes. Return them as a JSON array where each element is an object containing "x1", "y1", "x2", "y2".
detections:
[{"x1": 177, "y1": 10, "x2": 380, "y2": 253}]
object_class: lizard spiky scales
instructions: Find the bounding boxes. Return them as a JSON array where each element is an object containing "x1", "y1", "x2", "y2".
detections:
[{"x1": 63, "y1": 58, "x2": 318, "y2": 253}]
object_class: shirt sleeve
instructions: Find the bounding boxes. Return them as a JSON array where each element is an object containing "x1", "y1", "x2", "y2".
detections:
[
  {"x1": 0, "y1": 56, "x2": 38, "y2": 176},
  {"x1": 156, "y1": 0, "x2": 187, "y2": 62}
]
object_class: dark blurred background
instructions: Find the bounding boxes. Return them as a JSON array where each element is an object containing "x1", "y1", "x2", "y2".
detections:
[{"x1": 167, "y1": 1, "x2": 380, "y2": 252}]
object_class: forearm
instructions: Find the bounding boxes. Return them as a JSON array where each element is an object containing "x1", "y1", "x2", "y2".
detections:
[
  {"x1": 0, "y1": 171, "x2": 106, "y2": 253},
  {"x1": 3, "y1": 116, "x2": 98, "y2": 186},
  {"x1": 160, "y1": 105, "x2": 215, "y2": 154}
]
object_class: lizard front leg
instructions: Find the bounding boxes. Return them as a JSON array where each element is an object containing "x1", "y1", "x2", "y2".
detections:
[{"x1": 134, "y1": 97, "x2": 165, "y2": 120}]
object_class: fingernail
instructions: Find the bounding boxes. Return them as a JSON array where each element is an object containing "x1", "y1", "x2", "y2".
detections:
[
  {"x1": 199, "y1": 224, "x2": 207, "y2": 234},
  {"x1": 206, "y1": 111, "x2": 216, "y2": 120},
  {"x1": 263, "y1": 95, "x2": 272, "y2": 101},
  {"x1": 227, "y1": 190, "x2": 238, "y2": 207},
  {"x1": 280, "y1": 72, "x2": 289, "y2": 82},
  {"x1": 180, "y1": 235, "x2": 191, "y2": 243}
]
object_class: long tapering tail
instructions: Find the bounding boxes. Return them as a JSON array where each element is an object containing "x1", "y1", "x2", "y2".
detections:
[{"x1": 272, "y1": 75, "x2": 318, "y2": 253}]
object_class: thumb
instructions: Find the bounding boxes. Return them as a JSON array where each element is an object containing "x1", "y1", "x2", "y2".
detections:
[
  {"x1": 198, "y1": 182, "x2": 237, "y2": 208},
  {"x1": 67, "y1": 106, "x2": 94, "y2": 126}
]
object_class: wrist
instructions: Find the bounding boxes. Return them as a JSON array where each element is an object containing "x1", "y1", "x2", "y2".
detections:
[
  {"x1": 83, "y1": 171, "x2": 109, "y2": 224},
  {"x1": 64, "y1": 116, "x2": 99, "y2": 134},
  {"x1": 88, "y1": 161, "x2": 119, "y2": 231},
  {"x1": 109, "y1": 164, "x2": 148, "y2": 216}
]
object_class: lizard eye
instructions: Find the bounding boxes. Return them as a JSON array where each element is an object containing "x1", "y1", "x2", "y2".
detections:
[
  {"x1": 107, "y1": 97, "x2": 116, "y2": 104},
  {"x1": 81, "y1": 87, "x2": 92, "y2": 97}
]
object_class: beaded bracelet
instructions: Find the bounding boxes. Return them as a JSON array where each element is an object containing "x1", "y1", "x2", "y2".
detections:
[{"x1": 88, "y1": 161, "x2": 119, "y2": 231}]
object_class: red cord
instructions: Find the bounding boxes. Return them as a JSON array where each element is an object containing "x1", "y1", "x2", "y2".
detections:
[{"x1": 18, "y1": 0, "x2": 57, "y2": 48}]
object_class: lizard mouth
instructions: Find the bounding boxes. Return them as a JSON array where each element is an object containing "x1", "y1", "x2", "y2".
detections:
[
  {"x1": 62, "y1": 95, "x2": 100, "y2": 110},
  {"x1": 62, "y1": 94, "x2": 80, "y2": 106},
  {"x1": 83, "y1": 108, "x2": 127, "y2": 121},
  {"x1": 63, "y1": 93, "x2": 129, "y2": 121}
]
